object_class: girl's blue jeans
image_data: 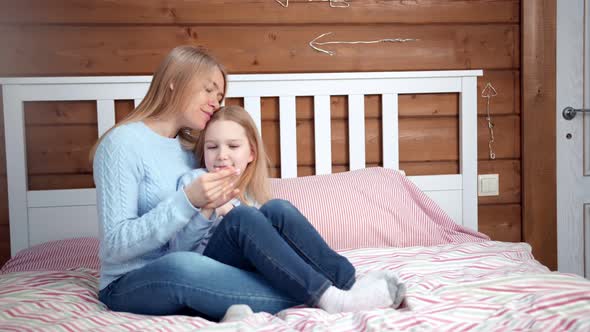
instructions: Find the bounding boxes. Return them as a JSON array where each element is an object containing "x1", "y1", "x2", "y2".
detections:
[{"x1": 98, "y1": 199, "x2": 355, "y2": 320}]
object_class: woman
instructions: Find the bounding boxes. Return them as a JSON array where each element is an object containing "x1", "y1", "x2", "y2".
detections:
[{"x1": 92, "y1": 46, "x2": 401, "y2": 321}]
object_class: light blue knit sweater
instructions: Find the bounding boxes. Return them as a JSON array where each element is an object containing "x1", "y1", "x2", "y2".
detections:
[
  {"x1": 93, "y1": 121, "x2": 202, "y2": 290},
  {"x1": 169, "y1": 168, "x2": 241, "y2": 254}
]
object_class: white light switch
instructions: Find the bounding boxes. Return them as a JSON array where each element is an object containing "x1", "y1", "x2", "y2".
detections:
[{"x1": 478, "y1": 174, "x2": 499, "y2": 196}]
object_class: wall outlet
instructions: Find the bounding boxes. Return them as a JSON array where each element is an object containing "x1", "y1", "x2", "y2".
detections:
[{"x1": 478, "y1": 174, "x2": 499, "y2": 196}]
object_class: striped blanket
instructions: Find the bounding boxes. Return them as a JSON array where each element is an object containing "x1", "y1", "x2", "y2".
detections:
[{"x1": 1, "y1": 241, "x2": 589, "y2": 331}]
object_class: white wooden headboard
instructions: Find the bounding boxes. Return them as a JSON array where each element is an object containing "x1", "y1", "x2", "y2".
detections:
[{"x1": 1, "y1": 70, "x2": 482, "y2": 256}]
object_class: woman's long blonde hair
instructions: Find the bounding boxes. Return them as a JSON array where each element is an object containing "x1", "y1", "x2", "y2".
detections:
[
  {"x1": 195, "y1": 105, "x2": 271, "y2": 205},
  {"x1": 90, "y1": 45, "x2": 227, "y2": 161}
]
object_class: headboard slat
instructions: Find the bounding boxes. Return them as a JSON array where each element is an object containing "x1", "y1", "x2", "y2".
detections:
[
  {"x1": 97, "y1": 100, "x2": 116, "y2": 137},
  {"x1": 348, "y1": 94, "x2": 366, "y2": 170},
  {"x1": 382, "y1": 93, "x2": 399, "y2": 169},
  {"x1": 279, "y1": 96, "x2": 297, "y2": 178},
  {"x1": 313, "y1": 95, "x2": 332, "y2": 175},
  {"x1": 244, "y1": 97, "x2": 262, "y2": 133}
]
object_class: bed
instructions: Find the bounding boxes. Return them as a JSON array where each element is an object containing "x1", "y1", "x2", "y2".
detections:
[{"x1": 1, "y1": 71, "x2": 589, "y2": 331}]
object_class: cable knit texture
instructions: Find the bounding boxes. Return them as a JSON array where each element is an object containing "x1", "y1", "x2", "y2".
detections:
[
  {"x1": 170, "y1": 168, "x2": 243, "y2": 254},
  {"x1": 168, "y1": 168, "x2": 220, "y2": 253},
  {"x1": 93, "y1": 122, "x2": 199, "y2": 290}
]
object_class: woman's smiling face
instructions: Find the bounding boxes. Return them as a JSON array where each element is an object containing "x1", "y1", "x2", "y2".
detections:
[{"x1": 178, "y1": 66, "x2": 225, "y2": 131}]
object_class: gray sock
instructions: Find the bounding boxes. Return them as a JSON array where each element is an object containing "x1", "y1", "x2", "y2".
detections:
[
  {"x1": 359, "y1": 271, "x2": 406, "y2": 308},
  {"x1": 385, "y1": 275, "x2": 406, "y2": 308}
]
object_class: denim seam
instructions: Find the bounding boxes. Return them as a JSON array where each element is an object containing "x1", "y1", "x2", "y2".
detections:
[
  {"x1": 343, "y1": 274, "x2": 356, "y2": 289},
  {"x1": 233, "y1": 224, "x2": 325, "y2": 306},
  {"x1": 279, "y1": 230, "x2": 340, "y2": 284},
  {"x1": 311, "y1": 279, "x2": 332, "y2": 307},
  {"x1": 108, "y1": 279, "x2": 299, "y2": 305},
  {"x1": 266, "y1": 202, "x2": 353, "y2": 288},
  {"x1": 281, "y1": 230, "x2": 355, "y2": 292}
]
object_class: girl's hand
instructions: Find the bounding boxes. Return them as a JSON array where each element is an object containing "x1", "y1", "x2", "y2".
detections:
[
  {"x1": 200, "y1": 208, "x2": 214, "y2": 219},
  {"x1": 215, "y1": 202, "x2": 234, "y2": 217},
  {"x1": 184, "y1": 167, "x2": 240, "y2": 209}
]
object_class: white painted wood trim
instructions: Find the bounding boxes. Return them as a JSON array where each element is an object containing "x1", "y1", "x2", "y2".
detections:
[
  {"x1": 409, "y1": 175, "x2": 462, "y2": 191},
  {"x1": 0, "y1": 76, "x2": 155, "y2": 84},
  {"x1": 28, "y1": 206, "x2": 99, "y2": 247},
  {"x1": 0, "y1": 83, "x2": 150, "y2": 101},
  {"x1": 27, "y1": 189, "x2": 96, "y2": 208},
  {"x1": 348, "y1": 95, "x2": 366, "y2": 170},
  {"x1": 279, "y1": 96, "x2": 297, "y2": 178},
  {"x1": 460, "y1": 76, "x2": 478, "y2": 231},
  {"x1": 228, "y1": 70, "x2": 483, "y2": 81},
  {"x1": 226, "y1": 77, "x2": 462, "y2": 98},
  {"x1": 244, "y1": 97, "x2": 262, "y2": 133},
  {"x1": 382, "y1": 94, "x2": 399, "y2": 169},
  {"x1": 0, "y1": 70, "x2": 483, "y2": 85},
  {"x1": 314, "y1": 95, "x2": 332, "y2": 175},
  {"x1": 134, "y1": 99, "x2": 142, "y2": 108},
  {"x1": 96, "y1": 100, "x2": 116, "y2": 137},
  {"x1": 2, "y1": 85, "x2": 29, "y2": 255}
]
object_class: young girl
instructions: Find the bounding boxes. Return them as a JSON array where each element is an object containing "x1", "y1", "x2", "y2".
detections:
[{"x1": 172, "y1": 105, "x2": 406, "y2": 313}]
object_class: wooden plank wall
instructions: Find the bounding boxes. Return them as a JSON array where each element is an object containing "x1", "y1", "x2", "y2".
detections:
[
  {"x1": 521, "y1": 0, "x2": 557, "y2": 271},
  {"x1": 0, "y1": 0, "x2": 521, "y2": 267}
]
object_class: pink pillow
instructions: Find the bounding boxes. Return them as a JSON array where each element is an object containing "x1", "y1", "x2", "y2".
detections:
[
  {"x1": 0, "y1": 237, "x2": 100, "y2": 274},
  {"x1": 270, "y1": 167, "x2": 488, "y2": 250}
]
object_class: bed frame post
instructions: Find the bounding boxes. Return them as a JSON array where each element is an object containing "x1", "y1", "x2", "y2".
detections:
[
  {"x1": 2, "y1": 85, "x2": 30, "y2": 256},
  {"x1": 460, "y1": 76, "x2": 478, "y2": 231}
]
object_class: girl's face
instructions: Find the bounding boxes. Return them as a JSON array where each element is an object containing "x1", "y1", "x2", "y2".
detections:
[
  {"x1": 178, "y1": 66, "x2": 225, "y2": 131},
  {"x1": 203, "y1": 120, "x2": 254, "y2": 174}
]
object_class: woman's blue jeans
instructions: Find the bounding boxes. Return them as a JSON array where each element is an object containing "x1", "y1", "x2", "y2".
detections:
[{"x1": 98, "y1": 199, "x2": 355, "y2": 320}]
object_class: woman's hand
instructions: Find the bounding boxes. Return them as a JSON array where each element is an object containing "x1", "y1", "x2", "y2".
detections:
[{"x1": 184, "y1": 167, "x2": 240, "y2": 209}]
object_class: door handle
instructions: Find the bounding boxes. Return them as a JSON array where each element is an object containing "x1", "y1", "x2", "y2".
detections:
[{"x1": 563, "y1": 106, "x2": 590, "y2": 120}]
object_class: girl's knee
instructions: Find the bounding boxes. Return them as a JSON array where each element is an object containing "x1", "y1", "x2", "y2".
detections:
[
  {"x1": 225, "y1": 205, "x2": 259, "y2": 218},
  {"x1": 222, "y1": 205, "x2": 267, "y2": 228},
  {"x1": 260, "y1": 199, "x2": 296, "y2": 215}
]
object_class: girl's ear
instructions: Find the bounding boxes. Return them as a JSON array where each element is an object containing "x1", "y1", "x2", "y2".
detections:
[{"x1": 169, "y1": 82, "x2": 174, "y2": 91}]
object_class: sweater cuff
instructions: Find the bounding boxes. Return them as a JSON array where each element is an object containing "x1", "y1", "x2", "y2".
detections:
[{"x1": 175, "y1": 189, "x2": 201, "y2": 220}]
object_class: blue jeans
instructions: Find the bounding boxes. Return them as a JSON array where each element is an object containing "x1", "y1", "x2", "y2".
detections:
[
  {"x1": 98, "y1": 251, "x2": 297, "y2": 320},
  {"x1": 99, "y1": 199, "x2": 354, "y2": 319},
  {"x1": 204, "y1": 199, "x2": 355, "y2": 306}
]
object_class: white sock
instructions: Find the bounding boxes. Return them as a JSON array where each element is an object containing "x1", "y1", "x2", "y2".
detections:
[
  {"x1": 317, "y1": 277, "x2": 392, "y2": 313},
  {"x1": 220, "y1": 304, "x2": 254, "y2": 322}
]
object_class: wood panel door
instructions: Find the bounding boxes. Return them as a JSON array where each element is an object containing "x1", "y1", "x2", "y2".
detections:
[{"x1": 557, "y1": 0, "x2": 590, "y2": 277}]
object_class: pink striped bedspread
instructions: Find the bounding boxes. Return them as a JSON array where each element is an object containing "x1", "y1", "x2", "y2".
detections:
[{"x1": 1, "y1": 241, "x2": 589, "y2": 331}]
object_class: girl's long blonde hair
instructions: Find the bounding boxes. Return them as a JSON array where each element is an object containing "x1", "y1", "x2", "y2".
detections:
[
  {"x1": 195, "y1": 105, "x2": 271, "y2": 205},
  {"x1": 90, "y1": 45, "x2": 227, "y2": 161}
]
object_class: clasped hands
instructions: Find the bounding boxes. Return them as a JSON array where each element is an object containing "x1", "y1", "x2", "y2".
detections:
[{"x1": 183, "y1": 167, "x2": 241, "y2": 219}]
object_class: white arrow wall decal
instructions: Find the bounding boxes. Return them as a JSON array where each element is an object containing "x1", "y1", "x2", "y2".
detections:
[{"x1": 309, "y1": 32, "x2": 419, "y2": 56}]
